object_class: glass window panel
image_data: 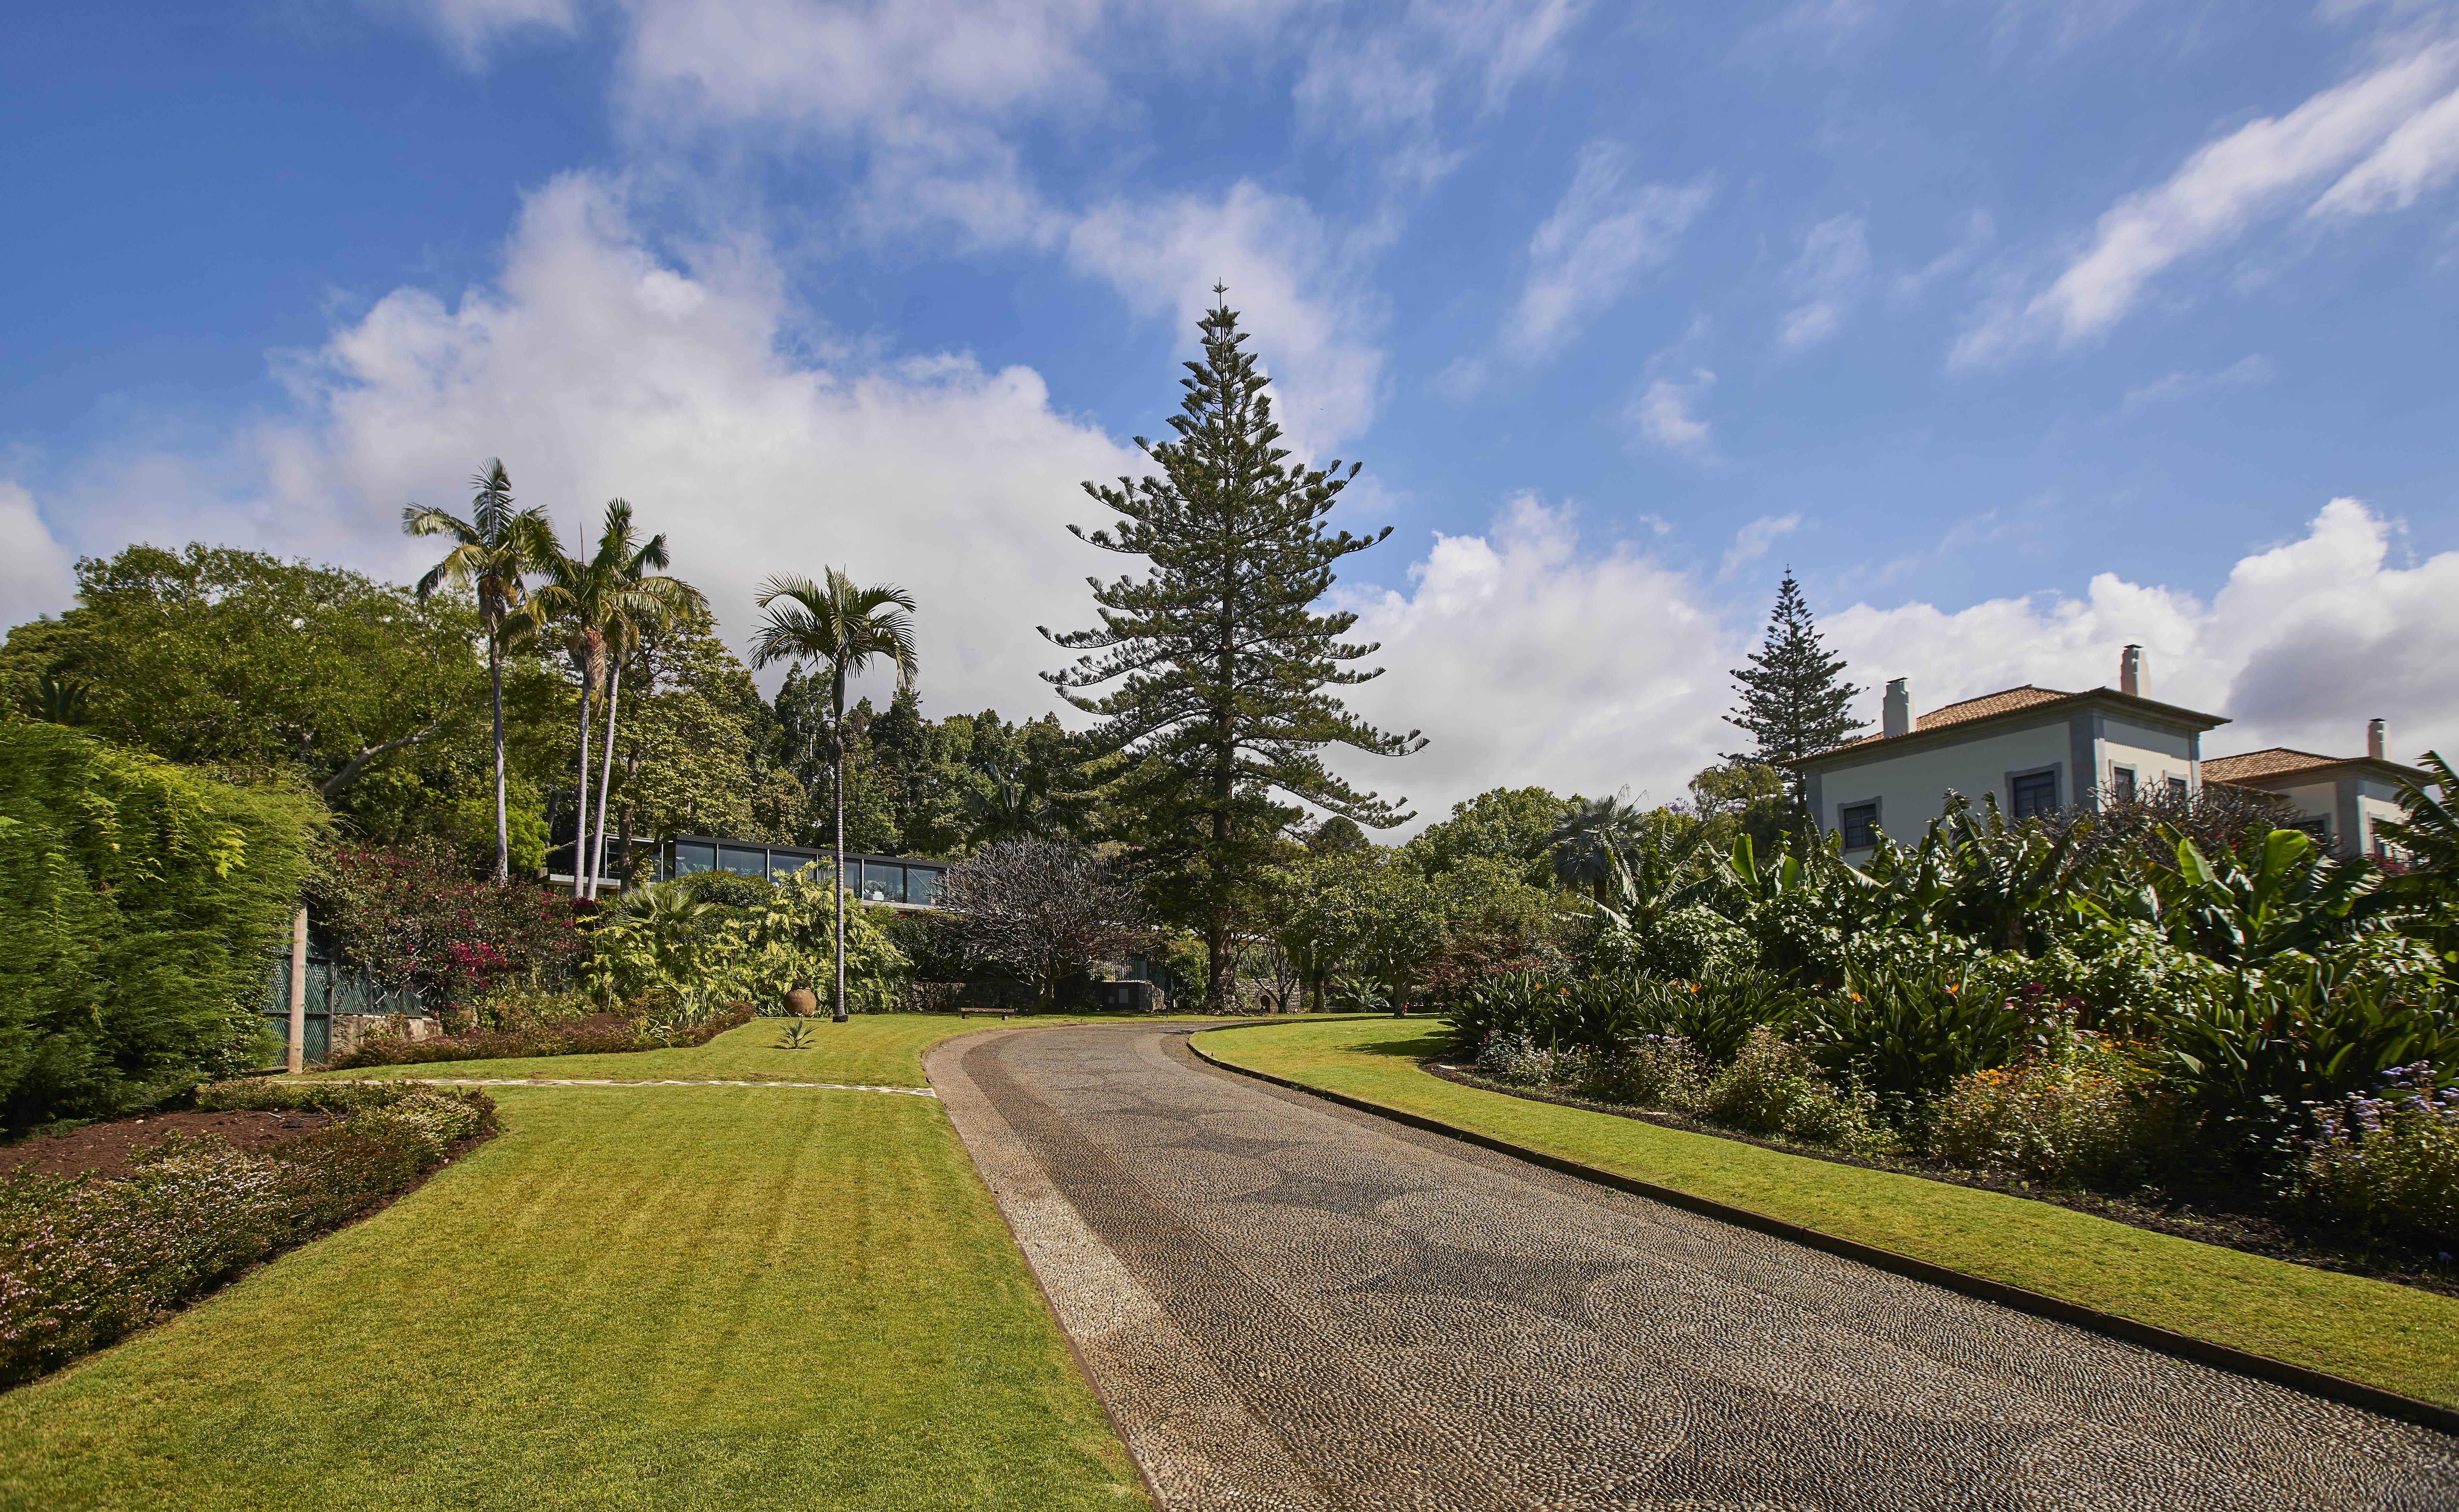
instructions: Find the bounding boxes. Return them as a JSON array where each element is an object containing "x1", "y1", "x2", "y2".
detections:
[
  {"x1": 2111, "y1": 767, "x2": 2136, "y2": 803},
  {"x1": 2011, "y1": 771, "x2": 2058, "y2": 821},
  {"x1": 2168, "y1": 776, "x2": 2189, "y2": 800},
  {"x1": 672, "y1": 843, "x2": 714, "y2": 877},
  {"x1": 1840, "y1": 803, "x2": 1878, "y2": 850},
  {"x1": 912, "y1": 867, "x2": 945, "y2": 905},
  {"x1": 773, "y1": 852, "x2": 823, "y2": 881},
  {"x1": 718, "y1": 845, "x2": 769, "y2": 879},
  {"x1": 859, "y1": 862, "x2": 905, "y2": 903}
]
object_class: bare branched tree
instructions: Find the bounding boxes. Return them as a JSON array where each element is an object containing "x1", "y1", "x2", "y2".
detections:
[{"x1": 933, "y1": 840, "x2": 1152, "y2": 1013}]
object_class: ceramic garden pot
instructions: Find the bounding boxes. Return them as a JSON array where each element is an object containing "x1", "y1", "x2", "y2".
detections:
[{"x1": 784, "y1": 987, "x2": 818, "y2": 1017}]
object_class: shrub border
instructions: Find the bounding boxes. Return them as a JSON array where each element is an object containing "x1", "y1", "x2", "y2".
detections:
[{"x1": 1185, "y1": 1020, "x2": 2459, "y2": 1439}]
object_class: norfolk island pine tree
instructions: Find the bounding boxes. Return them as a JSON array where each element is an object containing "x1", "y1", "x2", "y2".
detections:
[
  {"x1": 1042, "y1": 288, "x2": 1424, "y2": 1007},
  {"x1": 1726, "y1": 572, "x2": 1866, "y2": 815}
]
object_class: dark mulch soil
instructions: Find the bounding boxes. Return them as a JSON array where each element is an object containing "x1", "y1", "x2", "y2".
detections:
[
  {"x1": 1423, "y1": 1061, "x2": 2459, "y2": 1298},
  {"x1": 5, "y1": 1110, "x2": 340, "y2": 1183}
]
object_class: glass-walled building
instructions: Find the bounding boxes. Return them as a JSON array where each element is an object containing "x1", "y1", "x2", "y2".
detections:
[{"x1": 654, "y1": 836, "x2": 948, "y2": 907}]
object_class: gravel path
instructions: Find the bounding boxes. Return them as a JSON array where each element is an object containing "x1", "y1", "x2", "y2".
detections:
[{"x1": 928, "y1": 1021, "x2": 2459, "y2": 1512}]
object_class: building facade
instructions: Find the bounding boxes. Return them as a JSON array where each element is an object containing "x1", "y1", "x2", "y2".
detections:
[{"x1": 2202, "y1": 720, "x2": 2430, "y2": 861}]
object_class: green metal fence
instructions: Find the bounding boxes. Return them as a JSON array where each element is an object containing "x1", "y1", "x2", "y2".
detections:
[{"x1": 261, "y1": 935, "x2": 430, "y2": 1067}]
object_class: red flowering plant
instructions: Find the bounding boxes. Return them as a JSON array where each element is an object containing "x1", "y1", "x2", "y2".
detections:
[{"x1": 310, "y1": 841, "x2": 584, "y2": 1017}]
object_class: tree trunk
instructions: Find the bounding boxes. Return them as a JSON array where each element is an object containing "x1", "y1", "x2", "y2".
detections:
[
  {"x1": 832, "y1": 670, "x2": 848, "y2": 1024},
  {"x1": 572, "y1": 673, "x2": 594, "y2": 901},
  {"x1": 489, "y1": 630, "x2": 508, "y2": 886},
  {"x1": 586, "y1": 659, "x2": 623, "y2": 900}
]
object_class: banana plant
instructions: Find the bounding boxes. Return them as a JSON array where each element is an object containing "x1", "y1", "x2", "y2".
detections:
[{"x1": 2150, "y1": 826, "x2": 2386, "y2": 971}]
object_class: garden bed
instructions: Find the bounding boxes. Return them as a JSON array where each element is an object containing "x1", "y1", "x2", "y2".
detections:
[
  {"x1": 5, "y1": 1110, "x2": 339, "y2": 1183},
  {"x1": 326, "y1": 1007, "x2": 755, "y2": 1069},
  {"x1": 1, "y1": 1080, "x2": 498, "y2": 1390},
  {"x1": 1425, "y1": 1061, "x2": 2459, "y2": 1297}
]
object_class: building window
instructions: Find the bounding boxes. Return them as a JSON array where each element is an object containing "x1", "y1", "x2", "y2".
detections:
[
  {"x1": 718, "y1": 844, "x2": 768, "y2": 879},
  {"x1": 2110, "y1": 767, "x2": 2136, "y2": 803},
  {"x1": 2167, "y1": 776, "x2": 2188, "y2": 801},
  {"x1": 671, "y1": 842, "x2": 714, "y2": 877},
  {"x1": 2291, "y1": 815, "x2": 2331, "y2": 846},
  {"x1": 1839, "y1": 802, "x2": 1879, "y2": 850},
  {"x1": 2011, "y1": 769, "x2": 2058, "y2": 820}
]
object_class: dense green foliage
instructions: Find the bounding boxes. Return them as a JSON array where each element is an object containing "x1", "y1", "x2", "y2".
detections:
[
  {"x1": 0, "y1": 725, "x2": 322, "y2": 1133},
  {"x1": 582, "y1": 873, "x2": 911, "y2": 1019},
  {"x1": 0, "y1": 1081, "x2": 493, "y2": 1387},
  {"x1": 1045, "y1": 294, "x2": 1421, "y2": 1002}
]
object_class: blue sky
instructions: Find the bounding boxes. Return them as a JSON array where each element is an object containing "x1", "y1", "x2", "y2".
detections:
[{"x1": 5, "y1": 0, "x2": 2458, "y2": 821}]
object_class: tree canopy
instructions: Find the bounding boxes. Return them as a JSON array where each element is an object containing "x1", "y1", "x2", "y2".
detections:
[
  {"x1": 1043, "y1": 291, "x2": 1422, "y2": 1001},
  {"x1": 1725, "y1": 572, "x2": 1863, "y2": 793}
]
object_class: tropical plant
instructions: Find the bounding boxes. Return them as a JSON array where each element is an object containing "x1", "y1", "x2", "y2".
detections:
[
  {"x1": 1042, "y1": 290, "x2": 1422, "y2": 1005},
  {"x1": 519, "y1": 499, "x2": 705, "y2": 901},
  {"x1": 748, "y1": 568, "x2": 919, "y2": 1022},
  {"x1": 403, "y1": 459, "x2": 560, "y2": 885},
  {"x1": 1548, "y1": 791, "x2": 1648, "y2": 902}
]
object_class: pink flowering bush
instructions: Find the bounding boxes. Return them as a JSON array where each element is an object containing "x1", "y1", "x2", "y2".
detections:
[
  {"x1": 0, "y1": 1082, "x2": 493, "y2": 1388},
  {"x1": 313, "y1": 842, "x2": 584, "y2": 1011},
  {"x1": 2295, "y1": 1065, "x2": 2459, "y2": 1247}
]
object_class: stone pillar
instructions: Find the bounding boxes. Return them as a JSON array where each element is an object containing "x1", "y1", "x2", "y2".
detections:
[{"x1": 286, "y1": 905, "x2": 308, "y2": 1074}]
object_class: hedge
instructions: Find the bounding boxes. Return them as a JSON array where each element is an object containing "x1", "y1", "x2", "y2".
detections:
[{"x1": 324, "y1": 1007, "x2": 757, "y2": 1069}]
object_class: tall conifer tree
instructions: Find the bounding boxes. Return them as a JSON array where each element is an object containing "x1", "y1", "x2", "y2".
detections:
[
  {"x1": 1044, "y1": 290, "x2": 1423, "y2": 1005},
  {"x1": 1725, "y1": 572, "x2": 1864, "y2": 802}
]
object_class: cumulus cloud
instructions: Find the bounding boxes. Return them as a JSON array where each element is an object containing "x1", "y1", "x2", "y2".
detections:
[
  {"x1": 1067, "y1": 181, "x2": 1387, "y2": 453},
  {"x1": 1625, "y1": 369, "x2": 1719, "y2": 462},
  {"x1": 1954, "y1": 37, "x2": 2459, "y2": 366},
  {"x1": 0, "y1": 482, "x2": 75, "y2": 630},
  {"x1": 1504, "y1": 143, "x2": 1714, "y2": 362},
  {"x1": 1328, "y1": 494, "x2": 1735, "y2": 826},
  {"x1": 26, "y1": 172, "x2": 1139, "y2": 720},
  {"x1": 1779, "y1": 215, "x2": 1870, "y2": 350},
  {"x1": 1823, "y1": 498, "x2": 2459, "y2": 765}
]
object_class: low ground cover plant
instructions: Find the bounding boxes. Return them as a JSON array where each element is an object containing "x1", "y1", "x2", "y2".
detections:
[
  {"x1": 325, "y1": 1006, "x2": 754, "y2": 1069},
  {"x1": 1, "y1": 1080, "x2": 494, "y2": 1388}
]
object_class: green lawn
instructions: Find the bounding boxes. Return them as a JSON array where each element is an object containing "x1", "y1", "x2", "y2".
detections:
[
  {"x1": 324, "y1": 1012, "x2": 1211, "y2": 1089},
  {"x1": 1196, "y1": 1015, "x2": 2459, "y2": 1410},
  {"x1": 0, "y1": 1080, "x2": 1146, "y2": 1510}
]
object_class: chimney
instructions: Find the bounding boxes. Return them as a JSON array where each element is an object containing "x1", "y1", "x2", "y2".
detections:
[
  {"x1": 2120, "y1": 644, "x2": 2148, "y2": 698},
  {"x1": 1883, "y1": 678, "x2": 1914, "y2": 739},
  {"x1": 2368, "y1": 718, "x2": 2386, "y2": 761}
]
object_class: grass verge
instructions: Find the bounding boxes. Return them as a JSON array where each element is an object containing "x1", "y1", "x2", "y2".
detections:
[
  {"x1": 0, "y1": 1086, "x2": 1146, "y2": 1511},
  {"x1": 319, "y1": 1012, "x2": 1224, "y2": 1089},
  {"x1": 1195, "y1": 1016, "x2": 2459, "y2": 1411}
]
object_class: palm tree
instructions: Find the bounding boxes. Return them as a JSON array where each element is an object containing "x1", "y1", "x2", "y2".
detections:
[
  {"x1": 582, "y1": 518, "x2": 705, "y2": 901},
  {"x1": 749, "y1": 569, "x2": 918, "y2": 1023},
  {"x1": 1549, "y1": 790, "x2": 1649, "y2": 903},
  {"x1": 403, "y1": 460, "x2": 559, "y2": 885},
  {"x1": 522, "y1": 500, "x2": 703, "y2": 900}
]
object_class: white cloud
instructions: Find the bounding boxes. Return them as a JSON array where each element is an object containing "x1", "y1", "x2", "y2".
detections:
[
  {"x1": 1720, "y1": 512, "x2": 1803, "y2": 581},
  {"x1": 1296, "y1": 0, "x2": 1588, "y2": 184},
  {"x1": 1625, "y1": 369, "x2": 1719, "y2": 462},
  {"x1": 374, "y1": 0, "x2": 578, "y2": 67},
  {"x1": 1433, "y1": 356, "x2": 1489, "y2": 400},
  {"x1": 35, "y1": 172, "x2": 1139, "y2": 722},
  {"x1": 2123, "y1": 353, "x2": 2273, "y2": 405},
  {"x1": 1954, "y1": 38, "x2": 2459, "y2": 366},
  {"x1": 1780, "y1": 215, "x2": 1870, "y2": 350},
  {"x1": 0, "y1": 482, "x2": 74, "y2": 630},
  {"x1": 1823, "y1": 497, "x2": 2459, "y2": 765},
  {"x1": 2312, "y1": 79, "x2": 2459, "y2": 214},
  {"x1": 1504, "y1": 143, "x2": 1714, "y2": 362},
  {"x1": 1328, "y1": 494, "x2": 1735, "y2": 827},
  {"x1": 1066, "y1": 181, "x2": 1387, "y2": 453}
]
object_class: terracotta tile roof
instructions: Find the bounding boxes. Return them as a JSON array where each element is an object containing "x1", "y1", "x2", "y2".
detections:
[
  {"x1": 1913, "y1": 685, "x2": 2072, "y2": 731},
  {"x1": 2200, "y1": 748, "x2": 2339, "y2": 783}
]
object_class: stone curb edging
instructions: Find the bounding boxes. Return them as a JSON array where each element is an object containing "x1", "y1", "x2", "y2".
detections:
[
  {"x1": 1183, "y1": 1026, "x2": 2459, "y2": 1440},
  {"x1": 276, "y1": 1076, "x2": 936, "y2": 1096}
]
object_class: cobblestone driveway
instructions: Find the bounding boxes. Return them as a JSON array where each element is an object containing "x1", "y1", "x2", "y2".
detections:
[{"x1": 928, "y1": 1022, "x2": 2458, "y2": 1511}]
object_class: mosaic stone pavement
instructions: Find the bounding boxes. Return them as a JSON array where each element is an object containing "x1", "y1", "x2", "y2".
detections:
[{"x1": 927, "y1": 1022, "x2": 2459, "y2": 1512}]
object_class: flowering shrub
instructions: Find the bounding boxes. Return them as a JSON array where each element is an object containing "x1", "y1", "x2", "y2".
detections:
[
  {"x1": 1702, "y1": 1028, "x2": 1882, "y2": 1152},
  {"x1": 0, "y1": 1081, "x2": 492, "y2": 1388},
  {"x1": 1474, "y1": 1032, "x2": 1557, "y2": 1087},
  {"x1": 1928, "y1": 1033, "x2": 2178, "y2": 1189},
  {"x1": 324, "y1": 1006, "x2": 753, "y2": 1068},
  {"x1": 313, "y1": 842, "x2": 585, "y2": 1008},
  {"x1": 2295, "y1": 1065, "x2": 2459, "y2": 1246},
  {"x1": 1579, "y1": 1035, "x2": 1709, "y2": 1110}
]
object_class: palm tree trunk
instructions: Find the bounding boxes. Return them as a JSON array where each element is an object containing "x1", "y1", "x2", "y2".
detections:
[
  {"x1": 587, "y1": 658, "x2": 623, "y2": 900},
  {"x1": 489, "y1": 632, "x2": 509, "y2": 886},
  {"x1": 832, "y1": 683, "x2": 848, "y2": 1024},
  {"x1": 572, "y1": 675, "x2": 594, "y2": 901}
]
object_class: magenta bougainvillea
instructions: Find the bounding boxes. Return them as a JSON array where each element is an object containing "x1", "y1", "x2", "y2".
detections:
[{"x1": 312, "y1": 842, "x2": 584, "y2": 1005}]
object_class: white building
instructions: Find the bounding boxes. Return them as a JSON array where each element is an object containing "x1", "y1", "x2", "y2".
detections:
[
  {"x1": 2202, "y1": 720, "x2": 2431, "y2": 861},
  {"x1": 1791, "y1": 646, "x2": 2227, "y2": 860}
]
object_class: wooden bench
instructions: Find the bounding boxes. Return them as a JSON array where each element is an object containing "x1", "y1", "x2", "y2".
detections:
[{"x1": 958, "y1": 1003, "x2": 1020, "y2": 1020}]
